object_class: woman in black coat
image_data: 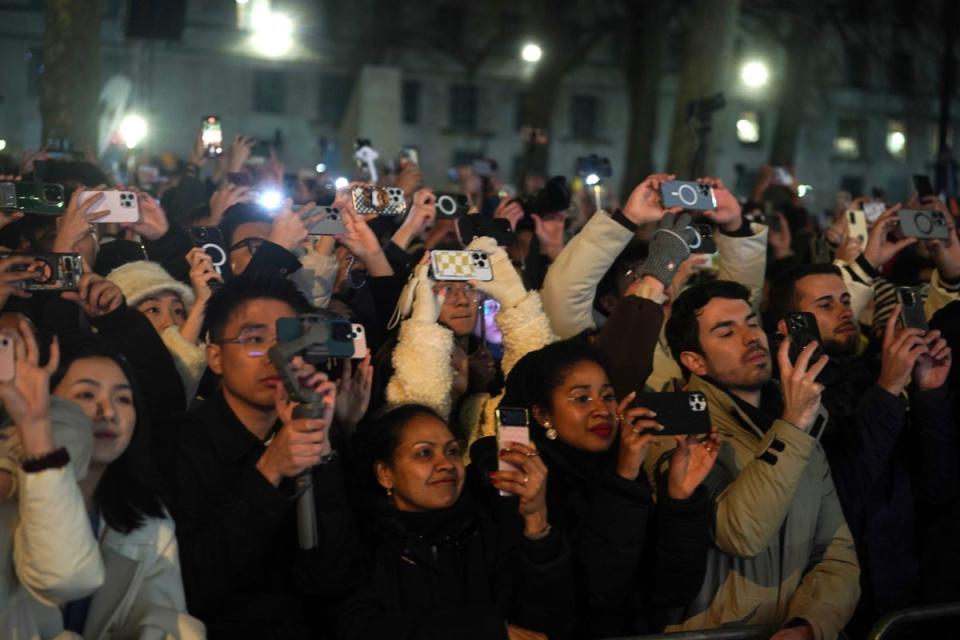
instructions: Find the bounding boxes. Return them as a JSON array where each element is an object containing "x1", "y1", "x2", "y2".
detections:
[
  {"x1": 486, "y1": 339, "x2": 719, "y2": 638},
  {"x1": 341, "y1": 404, "x2": 574, "y2": 640}
]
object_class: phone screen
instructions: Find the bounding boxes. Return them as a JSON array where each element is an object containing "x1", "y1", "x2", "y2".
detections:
[
  {"x1": 914, "y1": 174, "x2": 935, "y2": 199},
  {"x1": 496, "y1": 408, "x2": 530, "y2": 497},
  {"x1": 202, "y1": 116, "x2": 223, "y2": 157}
]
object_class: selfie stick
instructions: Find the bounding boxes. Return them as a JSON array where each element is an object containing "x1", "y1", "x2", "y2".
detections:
[{"x1": 268, "y1": 321, "x2": 332, "y2": 550}]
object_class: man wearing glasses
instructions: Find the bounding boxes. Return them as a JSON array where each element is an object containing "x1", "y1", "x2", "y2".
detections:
[{"x1": 161, "y1": 275, "x2": 362, "y2": 639}]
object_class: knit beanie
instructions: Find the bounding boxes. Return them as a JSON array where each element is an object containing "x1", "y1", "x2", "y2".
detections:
[{"x1": 107, "y1": 260, "x2": 195, "y2": 309}]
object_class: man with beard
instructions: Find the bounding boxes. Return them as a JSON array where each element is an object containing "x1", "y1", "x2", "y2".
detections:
[
  {"x1": 767, "y1": 263, "x2": 955, "y2": 637},
  {"x1": 644, "y1": 280, "x2": 860, "y2": 640}
]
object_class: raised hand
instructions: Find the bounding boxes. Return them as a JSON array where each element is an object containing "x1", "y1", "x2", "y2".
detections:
[
  {"x1": 912, "y1": 329, "x2": 952, "y2": 392},
  {"x1": 622, "y1": 173, "x2": 680, "y2": 226},
  {"x1": 777, "y1": 337, "x2": 829, "y2": 431},
  {"x1": 530, "y1": 213, "x2": 566, "y2": 260},
  {"x1": 60, "y1": 273, "x2": 124, "y2": 318},
  {"x1": 0, "y1": 320, "x2": 60, "y2": 457},
  {"x1": 208, "y1": 183, "x2": 255, "y2": 226},
  {"x1": 123, "y1": 191, "x2": 170, "y2": 241},
  {"x1": 52, "y1": 190, "x2": 109, "y2": 254},
  {"x1": 699, "y1": 176, "x2": 743, "y2": 233},
  {"x1": 490, "y1": 441, "x2": 550, "y2": 537},
  {"x1": 877, "y1": 306, "x2": 930, "y2": 396},
  {"x1": 335, "y1": 354, "x2": 373, "y2": 433},
  {"x1": 186, "y1": 247, "x2": 222, "y2": 304},
  {"x1": 494, "y1": 197, "x2": 525, "y2": 231},
  {"x1": 666, "y1": 429, "x2": 720, "y2": 500},
  {"x1": 268, "y1": 200, "x2": 320, "y2": 252},
  {"x1": 615, "y1": 391, "x2": 664, "y2": 481},
  {"x1": 0, "y1": 255, "x2": 44, "y2": 309},
  {"x1": 863, "y1": 204, "x2": 916, "y2": 269}
]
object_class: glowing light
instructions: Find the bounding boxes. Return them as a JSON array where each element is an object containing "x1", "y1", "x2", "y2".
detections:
[
  {"x1": 887, "y1": 130, "x2": 906, "y2": 157},
  {"x1": 118, "y1": 114, "x2": 148, "y2": 149},
  {"x1": 251, "y1": 10, "x2": 293, "y2": 57},
  {"x1": 0, "y1": 140, "x2": 6, "y2": 152},
  {"x1": 740, "y1": 61, "x2": 770, "y2": 89},
  {"x1": 585, "y1": 173, "x2": 600, "y2": 186},
  {"x1": 798, "y1": 184, "x2": 813, "y2": 198},
  {"x1": 315, "y1": 163, "x2": 326, "y2": 173},
  {"x1": 334, "y1": 177, "x2": 349, "y2": 190},
  {"x1": 521, "y1": 43, "x2": 542, "y2": 63},
  {"x1": 259, "y1": 189, "x2": 283, "y2": 210}
]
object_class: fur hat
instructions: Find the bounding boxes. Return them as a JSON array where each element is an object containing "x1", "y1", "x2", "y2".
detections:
[{"x1": 107, "y1": 260, "x2": 195, "y2": 309}]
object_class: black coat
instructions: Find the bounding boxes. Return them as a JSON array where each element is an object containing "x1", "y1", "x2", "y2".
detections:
[
  {"x1": 160, "y1": 391, "x2": 363, "y2": 639},
  {"x1": 471, "y1": 435, "x2": 709, "y2": 639},
  {"x1": 338, "y1": 484, "x2": 574, "y2": 640}
]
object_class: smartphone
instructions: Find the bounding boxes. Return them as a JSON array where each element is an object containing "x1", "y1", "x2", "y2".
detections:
[
  {"x1": 431, "y1": 250, "x2": 493, "y2": 281},
  {"x1": 399, "y1": 147, "x2": 419, "y2": 167},
  {"x1": 189, "y1": 226, "x2": 228, "y2": 277},
  {"x1": 350, "y1": 323, "x2": 369, "y2": 359},
  {"x1": 201, "y1": 115, "x2": 223, "y2": 158},
  {"x1": 496, "y1": 407, "x2": 530, "y2": 497},
  {"x1": 301, "y1": 206, "x2": 345, "y2": 235},
  {"x1": 472, "y1": 158, "x2": 496, "y2": 177},
  {"x1": 457, "y1": 216, "x2": 515, "y2": 247},
  {"x1": 275, "y1": 315, "x2": 356, "y2": 365},
  {"x1": 0, "y1": 334, "x2": 13, "y2": 383},
  {"x1": 913, "y1": 174, "x2": 935, "y2": 199},
  {"x1": 435, "y1": 193, "x2": 469, "y2": 218},
  {"x1": 351, "y1": 186, "x2": 406, "y2": 216},
  {"x1": 897, "y1": 209, "x2": 950, "y2": 240},
  {"x1": 897, "y1": 286, "x2": 928, "y2": 331},
  {"x1": 785, "y1": 311, "x2": 824, "y2": 366},
  {"x1": 0, "y1": 252, "x2": 83, "y2": 292},
  {"x1": 660, "y1": 180, "x2": 717, "y2": 211},
  {"x1": 77, "y1": 190, "x2": 140, "y2": 224},
  {"x1": 0, "y1": 182, "x2": 65, "y2": 217},
  {"x1": 809, "y1": 236, "x2": 832, "y2": 264},
  {"x1": 863, "y1": 201, "x2": 887, "y2": 223},
  {"x1": 846, "y1": 209, "x2": 869, "y2": 247},
  {"x1": 686, "y1": 223, "x2": 717, "y2": 254},
  {"x1": 772, "y1": 167, "x2": 793, "y2": 186},
  {"x1": 633, "y1": 392, "x2": 711, "y2": 435}
]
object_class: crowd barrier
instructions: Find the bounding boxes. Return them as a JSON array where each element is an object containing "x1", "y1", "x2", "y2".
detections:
[{"x1": 867, "y1": 601, "x2": 960, "y2": 640}]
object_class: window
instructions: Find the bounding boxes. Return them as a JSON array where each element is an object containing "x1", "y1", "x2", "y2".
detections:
[
  {"x1": 402, "y1": 80, "x2": 420, "y2": 124},
  {"x1": 570, "y1": 94, "x2": 599, "y2": 139},
  {"x1": 834, "y1": 118, "x2": 864, "y2": 159},
  {"x1": 252, "y1": 70, "x2": 285, "y2": 114},
  {"x1": 25, "y1": 48, "x2": 42, "y2": 98},
  {"x1": 886, "y1": 120, "x2": 907, "y2": 159},
  {"x1": 449, "y1": 84, "x2": 478, "y2": 130},
  {"x1": 736, "y1": 110, "x2": 761, "y2": 144},
  {"x1": 318, "y1": 74, "x2": 351, "y2": 125}
]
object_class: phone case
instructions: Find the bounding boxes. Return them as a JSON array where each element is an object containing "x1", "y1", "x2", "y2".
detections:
[
  {"x1": 78, "y1": 190, "x2": 140, "y2": 223},
  {"x1": 863, "y1": 202, "x2": 886, "y2": 223},
  {"x1": 496, "y1": 408, "x2": 530, "y2": 496},
  {"x1": 809, "y1": 237, "x2": 832, "y2": 264},
  {"x1": 431, "y1": 250, "x2": 493, "y2": 281},
  {"x1": 0, "y1": 335, "x2": 14, "y2": 383},
  {"x1": 457, "y1": 216, "x2": 515, "y2": 247},
  {"x1": 350, "y1": 323, "x2": 368, "y2": 359},
  {"x1": 897, "y1": 287, "x2": 928, "y2": 331},
  {"x1": 1, "y1": 252, "x2": 83, "y2": 292},
  {"x1": 660, "y1": 181, "x2": 717, "y2": 211},
  {"x1": 351, "y1": 186, "x2": 406, "y2": 216},
  {"x1": 633, "y1": 392, "x2": 711, "y2": 435},
  {"x1": 687, "y1": 223, "x2": 716, "y2": 254},
  {"x1": 305, "y1": 206, "x2": 346, "y2": 235},
  {"x1": 897, "y1": 209, "x2": 950, "y2": 241},
  {"x1": 435, "y1": 193, "x2": 469, "y2": 218},
  {"x1": 846, "y1": 209, "x2": 869, "y2": 247},
  {"x1": 786, "y1": 311, "x2": 824, "y2": 365}
]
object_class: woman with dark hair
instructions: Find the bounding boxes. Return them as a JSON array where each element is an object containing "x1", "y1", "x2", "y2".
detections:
[
  {"x1": 490, "y1": 339, "x2": 719, "y2": 638},
  {"x1": 341, "y1": 403, "x2": 574, "y2": 640},
  {"x1": 48, "y1": 333, "x2": 203, "y2": 638}
]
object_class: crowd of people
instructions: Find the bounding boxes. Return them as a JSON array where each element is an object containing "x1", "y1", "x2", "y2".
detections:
[{"x1": 0, "y1": 129, "x2": 958, "y2": 640}]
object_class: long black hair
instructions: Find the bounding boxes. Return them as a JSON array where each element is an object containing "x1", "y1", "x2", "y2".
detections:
[{"x1": 51, "y1": 333, "x2": 166, "y2": 534}]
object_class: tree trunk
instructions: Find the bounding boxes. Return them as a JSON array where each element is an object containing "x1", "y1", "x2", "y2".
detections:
[
  {"x1": 665, "y1": 0, "x2": 740, "y2": 178},
  {"x1": 41, "y1": 0, "x2": 102, "y2": 150},
  {"x1": 768, "y1": 26, "x2": 813, "y2": 167},
  {"x1": 621, "y1": 0, "x2": 666, "y2": 194}
]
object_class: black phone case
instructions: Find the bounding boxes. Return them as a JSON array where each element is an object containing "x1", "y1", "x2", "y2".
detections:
[
  {"x1": 688, "y1": 223, "x2": 717, "y2": 254},
  {"x1": 457, "y1": 216, "x2": 515, "y2": 246},
  {"x1": 633, "y1": 392, "x2": 711, "y2": 435},
  {"x1": 896, "y1": 287, "x2": 928, "y2": 331},
  {"x1": 786, "y1": 311, "x2": 824, "y2": 364}
]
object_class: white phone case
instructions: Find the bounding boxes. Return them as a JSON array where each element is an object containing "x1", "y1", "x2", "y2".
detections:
[
  {"x1": 846, "y1": 209, "x2": 869, "y2": 248},
  {"x1": 350, "y1": 323, "x2": 368, "y2": 359},
  {"x1": 430, "y1": 250, "x2": 493, "y2": 282},
  {"x1": 78, "y1": 190, "x2": 141, "y2": 223}
]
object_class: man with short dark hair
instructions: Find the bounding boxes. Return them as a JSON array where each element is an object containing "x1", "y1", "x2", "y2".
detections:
[
  {"x1": 161, "y1": 275, "x2": 361, "y2": 639},
  {"x1": 766, "y1": 261, "x2": 955, "y2": 634},
  {"x1": 645, "y1": 280, "x2": 860, "y2": 640}
]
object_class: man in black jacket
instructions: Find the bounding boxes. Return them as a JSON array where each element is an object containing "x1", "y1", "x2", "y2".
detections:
[
  {"x1": 160, "y1": 276, "x2": 362, "y2": 639},
  {"x1": 767, "y1": 263, "x2": 956, "y2": 636}
]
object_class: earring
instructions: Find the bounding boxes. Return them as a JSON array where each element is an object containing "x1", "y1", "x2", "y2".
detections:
[
  {"x1": 544, "y1": 420, "x2": 558, "y2": 441},
  {"x1": 386, "y1": 487, "x2": 393, "y2": 497}
]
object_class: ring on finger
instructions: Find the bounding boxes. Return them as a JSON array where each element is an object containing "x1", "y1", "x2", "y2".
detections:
[
  {"x1": 522, "y1": 474, "x2": 529, "y2": 485},
  {"x1": 632, "y1": 427, "x2": 641, "y2": 435},
  {"x1": 524, "y1": 451, "x2": 539, "y2": 458}
]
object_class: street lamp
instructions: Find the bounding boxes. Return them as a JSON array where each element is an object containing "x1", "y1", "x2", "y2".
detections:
[
  {"x1": 740, "y1": 60, "x2": 770, "y2": 89},
  {"x1": 118, "y1": 114, "x2": 148, "y2": 149},
  {"x1": 521, "y1": 43, "x2": 542, "y2": 63},
  {"x1": 251, "y1": 10, "x2": 293, "y2": 57}
]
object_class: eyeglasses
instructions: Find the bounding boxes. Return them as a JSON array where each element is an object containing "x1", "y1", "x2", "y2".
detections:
[
  {"x1": 219, "y1": 327, "x2": 276, "y2": 357},
  {"x1": 432, "y1": 283, "x2": 481, "y2": 303},
  {"x1": 229, "y1": 237, "x2": 265, "y2": 256}
]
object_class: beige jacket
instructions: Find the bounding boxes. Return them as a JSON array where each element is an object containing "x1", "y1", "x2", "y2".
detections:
[{"x1": 644, "y1": 376, "x2": 860, "y2": 640}]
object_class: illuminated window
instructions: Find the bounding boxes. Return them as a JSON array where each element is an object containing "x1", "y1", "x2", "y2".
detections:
[
  {"x1": 834, "y1": 118, "x2": 863, "y2": 159},
  {"x1": 886, "y1": 120, "x2": 906, "y2": 159},
  {"x1": 736, "y1": 111, "x2": 761, "y2": 144}
]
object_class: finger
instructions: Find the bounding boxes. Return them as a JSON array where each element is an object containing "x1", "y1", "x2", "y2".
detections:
[
  {"x1": 804, "y1": 354, "x2": 830, "y2": 381},
  {"x1": 616, "y1": 391, "x2": 637, "y2": 416},
  {"x1": 793, "y1": 340, "x2": 819, "y2": 373},
  {"x1": 0, "y1": 270, "x2": 44, "y2": 284},
  {"x1": 623, "y1": 406, "x2": 658, "y2": 420},
  {"x1": 777, "y1": 334, "x2": 794, "y2": 375},
  {"x1": 623, "y1": 419, "x2": 664, "y2": 435},
  {"x1": 883, "y1": 304, "x2": 901, "y2": 348},
  {"x1": 18, "y1": 317, "x2": 39, "y2": 366},
  {"x1": 44, "y1": 335, "x2": 60, "y2": 374}
]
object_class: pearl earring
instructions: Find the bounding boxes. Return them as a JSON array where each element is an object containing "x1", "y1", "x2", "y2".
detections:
[{"x1": 544, "y1": 420, "x2": 558, "y2": 441}]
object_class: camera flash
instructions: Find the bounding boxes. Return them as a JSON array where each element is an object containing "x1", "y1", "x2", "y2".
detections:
[{"x1": 259, "y1": 189, "x2": 283, "y2": 210}]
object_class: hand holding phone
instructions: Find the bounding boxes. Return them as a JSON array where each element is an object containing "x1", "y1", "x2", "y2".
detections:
[
  {"x1": 845, "y1": 209, "x2": 869, "y2": 247},
  {"x1": 495, "y1": 407, "x2": 530, "y2": 497},
  {"x1": 431, "y1": 250, "x2": 493, "y2": 281},
  {"x1": 660, "y1": 180, "x2": 717, "y2": 211},
  {"x1": 896, "y1": 287, "x2": 928, "y2": 331},
  {"x1": 202, "y1": 115, "x2": 223, "y2": 158},
  {"x1": 784, "y1": 311, "x2": 824, "y2": 366},
  {"x1": 77, "y1": 190, "x2": 140, "y2": 223}
]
